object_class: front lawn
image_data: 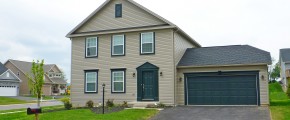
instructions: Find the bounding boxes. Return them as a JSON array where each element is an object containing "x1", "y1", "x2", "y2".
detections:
[
  {"x1": 0, "y1": 97, "x2": 28, "y2": 105},
  {"x1": 0, "y1": 109, "x2": 158, "y2": 120},
  {"x1": 269, "y1": 82, "x2": 290, "y2": 120}
]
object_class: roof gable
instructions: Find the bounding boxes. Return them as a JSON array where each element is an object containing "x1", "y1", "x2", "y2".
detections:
[
  {"x1": 0, "y1": 62, "x2": 8, "y2": 75},
  {"x1": 0, "y1": 70, "x2": 21, "y2": 82},
  {"x1": 280, "y1": 48, "x2": 290, "y2": 62},
  {"x1": 67, "y1": 0, "x2": 175, "y2": 36},
  {"x1": 178, "y1": 45, "x2": 272, "y2": 67}
]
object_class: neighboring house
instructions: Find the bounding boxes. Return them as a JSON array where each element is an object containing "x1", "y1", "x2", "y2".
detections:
[
  {"x1": 67, "y1": 0, "x2": 271, "y2": 106},
  {"x1": 0, "y1": 62, "x2": 21, "y2": 96},
  {"x1": 279, "y1": 48, "x2": 290, "y2": 91},
  {"x1": 4, "y1": 59, "x2": 67, "y2": 96}
]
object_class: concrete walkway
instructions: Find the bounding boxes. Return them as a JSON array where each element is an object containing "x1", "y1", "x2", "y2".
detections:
[
  {"x1": 0, "y1": 101, "x2": 62, "y2": 111},
  {"x1": 151, "y1": 106, "x2": 271, "y2": 120}
]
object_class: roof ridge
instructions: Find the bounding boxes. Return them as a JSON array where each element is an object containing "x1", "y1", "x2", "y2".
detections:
[{"x1": 187, "y1": 45, "x2": 244, "y2": 49}]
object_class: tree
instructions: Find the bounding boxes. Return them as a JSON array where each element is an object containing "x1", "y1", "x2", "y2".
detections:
[
  {"x1": 26, "y1": 60, "x2": 45, "y2": 107},
  {"x1": 270, "y1": 62, "x2": 281, "y2": 81}
]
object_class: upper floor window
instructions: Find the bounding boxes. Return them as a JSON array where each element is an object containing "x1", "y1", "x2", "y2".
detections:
[
  {"x1": 112, "y1": 35, "x2": 125, "y2": 56},
  {"x1": 49, "y1": 74, "x2": 53, "y2": 78},
  {"x1": 115, "y1": 4, "x2": 122, "y2": 18},
  {"x1": 140, "y1": 32, "x2": 155, "y2": 54},
  {"x1": 85, "y1": 70, "x2": 98, "y2": 93},
  {"x1": 86, "y1": 37, "x2": 98, "y2": 57}
]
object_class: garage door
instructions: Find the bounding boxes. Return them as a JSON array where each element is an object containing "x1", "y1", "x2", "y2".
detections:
[
  {"x1": 185, "y1": 71, "x2": 259, "y2": 105},
  {"x1": 0, "y1": 86, "x2": 18, "y2": 96}
]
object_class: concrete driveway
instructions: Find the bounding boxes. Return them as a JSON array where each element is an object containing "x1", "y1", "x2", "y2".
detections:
[{"x1": 151, "y1": 106, "x2": 270, "y2": 120}]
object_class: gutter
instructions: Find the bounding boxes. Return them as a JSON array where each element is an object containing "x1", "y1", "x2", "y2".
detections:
[{"x1": 177, "y1": 63, "x2": 270, "y2": 69}]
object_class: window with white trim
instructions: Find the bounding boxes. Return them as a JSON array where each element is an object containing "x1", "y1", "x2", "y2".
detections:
[
  {"x1": 112, "y1": 70, "x2": 125, "y2": 93},
  {"x1": 112, "y1": 35, "x2": 125, "y2": 55},
  {"x1": 141, "y1": 32, "x2": 154, "y2": 54},
  {"x1": 86, "y1": 37, "x2": 98, "y2": 57},
  {"x1": 85, "y1": 71, "x2": 98, "y2": 93}
]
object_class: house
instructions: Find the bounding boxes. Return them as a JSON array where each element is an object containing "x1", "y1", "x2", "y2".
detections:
[
  {"x1": 4, "y1": 59, "x2": 67, "y2": 96},
  {"x1": 279, "y1": 48, "x2": 290, "y2": 91},
  {"x1": 66, "y1": 0, "x2": 271, "y2": 106},
  {"x1": 0, "y1": 62, "x2": 21, "y2": 96}
]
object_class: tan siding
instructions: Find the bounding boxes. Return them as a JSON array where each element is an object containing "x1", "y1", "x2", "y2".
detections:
[
  {"x1": 76, "y1": 0, "x2": 166, "y2": 33},
  {"x1": 71, "y1": 29, "x2": 175, "y2": 106},
  {"x1": 42, "y1": 85, "x2": 51, "y2": 96},
  {"x1": 5, "y1": 62, "x2": 30, "y2": 95},
  {"x1": 174, "y1": 32, "x2": 196, "y2": 65},
  {"x1": 5, "y1": 61, "x2": 53, "y2": 96},
  {"x1": 176, "y1": 65, "x2": 269, "y2": 105}
]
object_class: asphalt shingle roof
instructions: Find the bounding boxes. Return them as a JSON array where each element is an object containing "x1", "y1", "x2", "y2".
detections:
[
  {"x1": 50, "y1": 78, "x2": 67, "y2": 84},
  {"x1": 0, "y1": 62, "x2": 8, "y2": 75},
  {"x1": 178, "y1": 45, "x2": 272, "y2": 67},
  {"x1": 8, "y1": 59, "x2": 67, "y2": 84},
  {"x1": 280, "y1": 48, "x2": 290, "y2": 62},
  {"x1": 9, "y1": 59, "x2": 55, "y2": 73}
]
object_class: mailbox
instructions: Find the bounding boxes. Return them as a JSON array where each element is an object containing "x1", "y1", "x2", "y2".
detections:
[{"x1": 27, "y1": 107, "x2": 42, "y2": 115}]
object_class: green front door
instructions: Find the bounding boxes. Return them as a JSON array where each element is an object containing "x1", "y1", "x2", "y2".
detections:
[
  {"x1": 136, "y1": 62, "x2": 159, "y2": 101},
  {"x1": 142, "y1": 71, "x2": 154, "y2": 100}
]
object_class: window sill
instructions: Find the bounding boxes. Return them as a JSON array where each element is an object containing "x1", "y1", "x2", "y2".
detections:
[
  {"x1": 84, "y1": 92, "x2": 98, "y2": 94},
  {"x1": 85, "y1": 56, "x2": 98, "y2": 58},
  {"x1": 140, "y1": 53, "x2": 155, "y2": 55}
]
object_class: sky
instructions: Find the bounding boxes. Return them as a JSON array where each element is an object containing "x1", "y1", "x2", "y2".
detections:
[{"x1": 0, "y1": 0, "x2": 290, "y2": 83}]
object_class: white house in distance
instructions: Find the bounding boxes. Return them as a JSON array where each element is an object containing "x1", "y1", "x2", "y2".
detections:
[
  {"x1": 0, "y1": 62, "x2": 21, "y2": 96},
  {"x1": 280, "y1": 48, "x2": 290, "y2": 91}
]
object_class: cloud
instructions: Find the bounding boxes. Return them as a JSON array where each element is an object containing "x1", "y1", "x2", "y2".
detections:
[{"x1": 1, "y1": 0, "x2": 290, "y2": 83}]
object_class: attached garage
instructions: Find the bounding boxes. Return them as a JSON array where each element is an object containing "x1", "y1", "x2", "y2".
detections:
[
  {"x1": 0, "y1": 86, "x2": 18, "y2": 96},
  {"x1": 0, "y1": 62, "x2": 21, "y2": 96},
  {"x1": 185, "y1": 71, "x2": 259, "y2": 105},
  {"x1": 177, "y1": 45, "x2": 272, "y2": 106}
]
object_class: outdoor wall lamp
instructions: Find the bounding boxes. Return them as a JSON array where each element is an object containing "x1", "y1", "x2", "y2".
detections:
[
  {"x1": 179, "y1": 77, "x2": 183, "y2": 82},
  {"x1": 160, "y1": 72, "x2": 163, "y2": 76},
  {"x1": 261, "y1": 75, "x2": 265, "y2": 81},
  {"x1": 133, "y1": 73, "x2": 136, "y2": 77}
]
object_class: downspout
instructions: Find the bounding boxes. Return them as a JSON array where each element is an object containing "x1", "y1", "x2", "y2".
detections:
[{"x1": 173, "y1": 28, "x2": 180, "y2": 106}]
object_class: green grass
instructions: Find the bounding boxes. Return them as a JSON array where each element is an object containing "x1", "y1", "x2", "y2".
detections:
[
  {"x1": 0, "y1": 105, "x2": 63, "y2": 113},
  {"x1": 271, "y1": 106, "x2": 290, "y2": 120},
  {"x1": 0, "y1": 97, "x2": 29, "y2": 105},
  {"x1": 269, "y1": 83, "x2": 289, "y2": 101},
  {"x1": 0, "y1": 109, "x2": 158, "y2": 120},
  {"x1": 269, "y1": 82, "x2": 290, "y2": 120}
]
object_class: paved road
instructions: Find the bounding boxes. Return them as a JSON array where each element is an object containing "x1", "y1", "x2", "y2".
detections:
[
  {"x1": 151, "y1": 106, "x2": 271, "y2": 120},
  {"x1": 7, "y1": 96, "x2": 37, "y2": 101},
  {"x1": 0, "y1": 101, "x2": 62, "y2": 111}
]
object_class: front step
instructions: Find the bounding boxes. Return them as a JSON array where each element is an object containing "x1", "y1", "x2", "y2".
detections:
[{"x1": 128, "y1": 102, "x2": 158, "y2": 108}]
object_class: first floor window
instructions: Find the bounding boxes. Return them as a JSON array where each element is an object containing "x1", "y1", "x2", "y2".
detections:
[
  {"x1": 141, "y1": 32, "x2": 155, "y2": 54},
  {"x1": 85, "y1": 70, "x2": 98, "y2": 93},
  {"x1": 86, "y1": 37, "x2": 98, "y2": 57},
  {"x1": 111, "y1": 69, "x2": 126, "y2": 93}
]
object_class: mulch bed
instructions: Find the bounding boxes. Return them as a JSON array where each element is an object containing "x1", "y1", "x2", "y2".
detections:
[{"x1": 91, "y1": 106, "x2": 126, "y2": 114}]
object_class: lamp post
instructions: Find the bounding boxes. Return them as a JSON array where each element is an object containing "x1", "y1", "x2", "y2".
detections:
[{"x1": 102, "y1": 83, "x2": 105, "y2": 114}]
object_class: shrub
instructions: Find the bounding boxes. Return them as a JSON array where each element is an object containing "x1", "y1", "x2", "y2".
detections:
[
  {"x1": 106, "y1": 99, "x2": 114, "y2": 107},
  {"x1": 122, "y1": 101, "x2": 128, "y2": 107},
  {"x1": 86, "y1": 100, "x2": 94, "y2": 108},
  {"x1": 60, "y1": 97, "x2": 72, "y2": 110},
  {"x1": 157, "y1": 102, "x2": 166, "y2": 108},
  {"x1": 60, "y1": 97, "x2": 70, "y2": 103},
  {"x1": 64, "y1": 102, "x2": 72, "y2": 110}
]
